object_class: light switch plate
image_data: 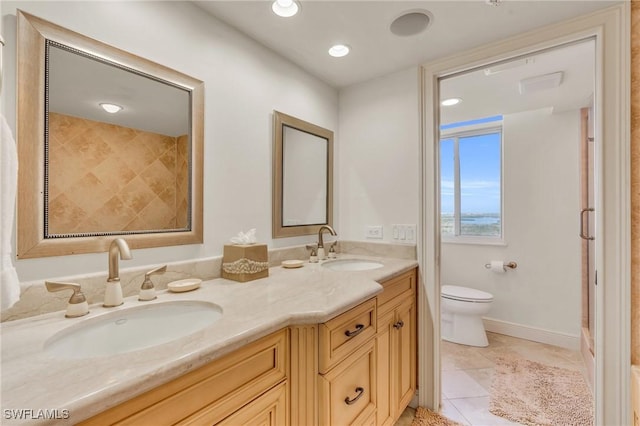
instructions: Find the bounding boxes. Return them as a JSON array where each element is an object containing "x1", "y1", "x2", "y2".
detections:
[{"x1": 392, "y1": 224, "x2": 417, "y2": 244}]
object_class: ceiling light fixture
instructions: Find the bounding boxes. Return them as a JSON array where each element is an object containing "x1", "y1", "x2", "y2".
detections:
[
  {"x1": 272, "y1": 0, "x2": 299, "y2": 18},
  {"x1": 328, "y1": 44, "x2": 350, "y2": 58},
  {"x1": 99, "y1": 103, "x2": 123, "y2": 113},
  {"x1": 441, "y1": 98, "x2": 462, "y2": 106}
]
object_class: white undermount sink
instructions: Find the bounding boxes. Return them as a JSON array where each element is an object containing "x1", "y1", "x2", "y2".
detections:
[
  {"x1": 322, "y1": 259, "x2": 384, "y2": 271},
  {"x1": 44, "y1": 301, "x2": 222, "y2": 359}
]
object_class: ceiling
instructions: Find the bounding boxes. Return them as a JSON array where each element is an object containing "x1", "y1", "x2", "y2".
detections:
[
  {"x1": 194, "y1": 0, "x2": 617, "y2": 89},
  {"x1": 439, "y1": 39, "x2": 595, "y2": 124},
  {"x1": 49, "y1": 45, "x2": 189, "y2": 137},
  {"x1": 49, "y1": 1, "x2": 610, "y2": 136}
]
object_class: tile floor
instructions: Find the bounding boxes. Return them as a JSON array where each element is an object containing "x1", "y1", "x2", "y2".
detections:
[{"x1": 396, "y1": 332, "x2": 590, "y2": 426}]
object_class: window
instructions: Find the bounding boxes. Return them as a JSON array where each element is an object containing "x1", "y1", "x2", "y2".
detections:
[{"x1": 440, "y1": 117, "x2": 502, "y2": 240}]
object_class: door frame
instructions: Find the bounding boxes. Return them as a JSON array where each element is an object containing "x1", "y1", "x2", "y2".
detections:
[{"x1": 417, "y1": 4, "x2": 630, "y2": 425}]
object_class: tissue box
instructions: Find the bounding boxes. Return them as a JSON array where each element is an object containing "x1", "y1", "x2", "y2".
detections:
[{"x1": 222, "y1": 244, "x2": 269, "y2": 282}]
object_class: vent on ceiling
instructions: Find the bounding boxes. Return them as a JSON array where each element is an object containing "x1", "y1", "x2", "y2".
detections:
[
  {"x1": 484, "y1": 58, "x2": 534, "y2": 76},
  {"x1": 519, "y1": 71, "x2": 564, "y2": 95}
]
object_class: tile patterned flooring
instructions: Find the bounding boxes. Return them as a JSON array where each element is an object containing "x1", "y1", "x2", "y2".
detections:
[{"x1": 396, "y1": 332, "x2": 590, "y2": 426}]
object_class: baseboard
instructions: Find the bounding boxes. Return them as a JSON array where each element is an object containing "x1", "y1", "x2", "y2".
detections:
[
  {"x1": 483, "y1": 317, "x2": 580, "y2": 350},
  {"x1": 580, "y1": 327, "x2": 595, "y2": 392},
  {"x1": 408, "y1": 390, "x2": 419, "y2": 409}
]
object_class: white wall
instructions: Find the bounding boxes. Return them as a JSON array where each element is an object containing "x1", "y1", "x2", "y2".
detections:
[
  {"x1": 441, "y1": 108, "x2": 582, "y2": 338},
  {"x1": 1, "y1": 1, "x2": 338, "y2": 282},
  {"x1": 338, "y1": 67, "x2": 420, "y2": 243}
]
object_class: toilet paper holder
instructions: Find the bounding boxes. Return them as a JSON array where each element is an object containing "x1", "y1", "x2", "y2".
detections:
[{"x1": 484, "y1": 261, "x2": 517, "y2": 270}]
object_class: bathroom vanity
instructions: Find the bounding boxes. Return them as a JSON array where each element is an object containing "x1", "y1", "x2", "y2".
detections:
[{"x1": 1, "y1": 257, "x2": 417, "y2": 426}]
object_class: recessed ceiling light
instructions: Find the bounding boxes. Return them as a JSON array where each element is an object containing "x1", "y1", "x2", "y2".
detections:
[
  {"x1": 390, "y1": 10, "x2": 432, "y2": 37},
  {"x1": 441, "y1": 98, "x2": 462, "y2": 107},
  {"x1": 99, "y1": 103, "x2": 123, "y2": 113},
  {"x1": 328, "y1": 44, "x2": 350, "y2": 58},
  {"x1": 272, "y1": 0, "x2": 299, "y2": 18}
]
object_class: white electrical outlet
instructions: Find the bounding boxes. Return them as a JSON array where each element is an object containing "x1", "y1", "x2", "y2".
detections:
[{"x1": 365, "y1": 225, "x2": 383, "y2": 239}]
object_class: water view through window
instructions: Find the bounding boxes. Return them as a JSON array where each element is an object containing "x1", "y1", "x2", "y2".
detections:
[{"x1": 440, "y1": 116, "x2": 502, "y2": 238}]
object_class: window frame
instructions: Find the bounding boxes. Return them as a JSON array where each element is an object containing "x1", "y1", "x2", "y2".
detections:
[{"x1": 440, "y1": 121, "x2": 505, "y2": 245}]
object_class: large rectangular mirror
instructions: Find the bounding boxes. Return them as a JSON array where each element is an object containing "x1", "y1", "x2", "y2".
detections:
[
  {"x1": 16, "y1": 10, "x2": 204, "y2": 258},
  {"x1": 272, "y1": 111, "x2": 333, "y2": 238}
]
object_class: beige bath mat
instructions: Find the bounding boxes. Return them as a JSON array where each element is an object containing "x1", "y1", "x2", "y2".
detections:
[
  {"x1": 411, "y1": 406, "x2": 463, "y2": 426},
  {"x1": 489, "y1": 356, "x2": 594, "y2": 426}
]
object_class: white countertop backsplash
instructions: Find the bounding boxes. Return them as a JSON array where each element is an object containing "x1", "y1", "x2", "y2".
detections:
[{"x1": 1, "y1": 251, "x2": 417, "y2": 425}]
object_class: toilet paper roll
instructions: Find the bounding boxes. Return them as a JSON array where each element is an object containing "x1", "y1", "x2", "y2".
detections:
[{"x1": 490, "y1": 260, "x2": 505, "y2": 273}]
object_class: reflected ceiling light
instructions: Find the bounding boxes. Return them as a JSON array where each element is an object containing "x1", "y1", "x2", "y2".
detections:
[
  {"x1": 272, "y1": 0, "x2": 299, "y2": 17},
  {"x1": 99, "y1": 103, "x2": 123, "y2": 113},
  {"x1": 441, "y1": 98, "x2": 462, "y2": 106},
  {"x1": 328, "y1": 44, "x2": 350, "y2": 58}
]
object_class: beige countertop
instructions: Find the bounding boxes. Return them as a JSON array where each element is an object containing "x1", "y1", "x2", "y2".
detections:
[{"x1": 0, "y1": 255, "x2": 417, "y2": 425}]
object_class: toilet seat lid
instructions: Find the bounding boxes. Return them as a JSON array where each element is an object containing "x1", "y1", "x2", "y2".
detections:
[{"x1": 442, "y1": 285, "x2": 493, "y2": 302}]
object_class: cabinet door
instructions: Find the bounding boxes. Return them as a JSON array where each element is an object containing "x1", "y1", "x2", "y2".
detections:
[
  {"x1": 215, "y1": 382, "x2": 288, "y2": 426},
  {"x1": 394, "y1": 297, "x2": 416, "y2": 413},
  {"x1": 376, "y1": 309, "x2": 395, "y2": 426},
  {"x1": 318, "y1": 340, "x2": 376, "y2": 426}
]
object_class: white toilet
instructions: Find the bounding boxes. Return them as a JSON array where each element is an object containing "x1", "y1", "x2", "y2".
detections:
[{"x1": 441, "y1": 285, "x2": 493, "y2": 347}]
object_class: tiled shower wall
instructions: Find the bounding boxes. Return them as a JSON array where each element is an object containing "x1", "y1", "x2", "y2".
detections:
[
  {"x1": 47, "y1": 113, "x2": 189, "y2": 234},
  {"x1": 632, "y1": 1, "x2": 639, "y2": 366}
]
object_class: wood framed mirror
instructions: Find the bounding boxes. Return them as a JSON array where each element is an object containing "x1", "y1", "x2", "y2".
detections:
[
  {"x1": 272, "y1": 111, "x2": 333, "y2": 238},
  {"x1": 16, "y1": 10, "x2": 204, "y2": 258}
]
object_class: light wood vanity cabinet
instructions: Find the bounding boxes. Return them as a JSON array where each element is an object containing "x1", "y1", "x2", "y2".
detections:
[
  {"x1": 78, "y1": 267, "x2": 417, "y2": 426},
  {"x1": 376, "y1": 269, "x2": 417, "y2": 426},
  {"x1": 300, "y1": 268, "x2": 417, "y2": 426},
  {"x1": 317, "y1": 298, "x2": 377, "y2": 426},
  {"x1": 79, "y1": 330, "x2": 288, "y2": 426}
]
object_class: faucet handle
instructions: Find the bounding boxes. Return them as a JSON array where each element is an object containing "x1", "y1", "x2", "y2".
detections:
[
  {"x1": 139, "y1": 265, "x2": 167, "y2": 301},
  {"x1": 306, "y1": 244, "x2": 319, "y2": 263},
  {"x1": 328, "y1": 241, "x2": 338, "y2": 258},
  {"x1": 45, "y1": 281, "x2": 89, "y2": 318}
]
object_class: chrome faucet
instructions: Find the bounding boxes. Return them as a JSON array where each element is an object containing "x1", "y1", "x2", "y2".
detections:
[
  {"x1": 317, "y1": 225, "x2": 337, "y2": 260},
  {"x1": 104, "y1": 238, "x2": 132, "y2": 307}
]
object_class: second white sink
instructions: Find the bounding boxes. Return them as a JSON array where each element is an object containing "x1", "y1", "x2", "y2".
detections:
[
  {"x1": 44, "y1": 300, "x2": 222, "y2": 359},
  {"x1": 322, "y1": 259, "x2": 384, "y2": 271}
]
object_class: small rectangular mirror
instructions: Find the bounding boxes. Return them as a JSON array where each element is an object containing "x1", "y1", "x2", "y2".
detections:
[{"x1": 272, "y1": 111, "x2": 333, "y2": 238}]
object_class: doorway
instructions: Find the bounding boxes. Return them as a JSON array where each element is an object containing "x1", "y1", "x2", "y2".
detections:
[
  {"x1": 435, "y1": 39, "x2": 595, "y2": 423},
  {"x1": 417, "y1": 5, "x2": 630, "y2": 425}
]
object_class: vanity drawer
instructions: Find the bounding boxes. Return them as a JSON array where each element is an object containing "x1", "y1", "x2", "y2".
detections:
[
  {"x1": 183, "y1": 381, "x2": 288, "y2": 426},
  {"x1": 377, "y1": 269, "x2": 416, "y2": 315},
  {"x1": 79, "y1": 329, "x2": 287, "y2": 426},
  {"x1": 319, "y1": 298, "x2": 376, "y2": 374},
  {"x1": 318, "y1": 339, "x2": 377, "y2": 426}
]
